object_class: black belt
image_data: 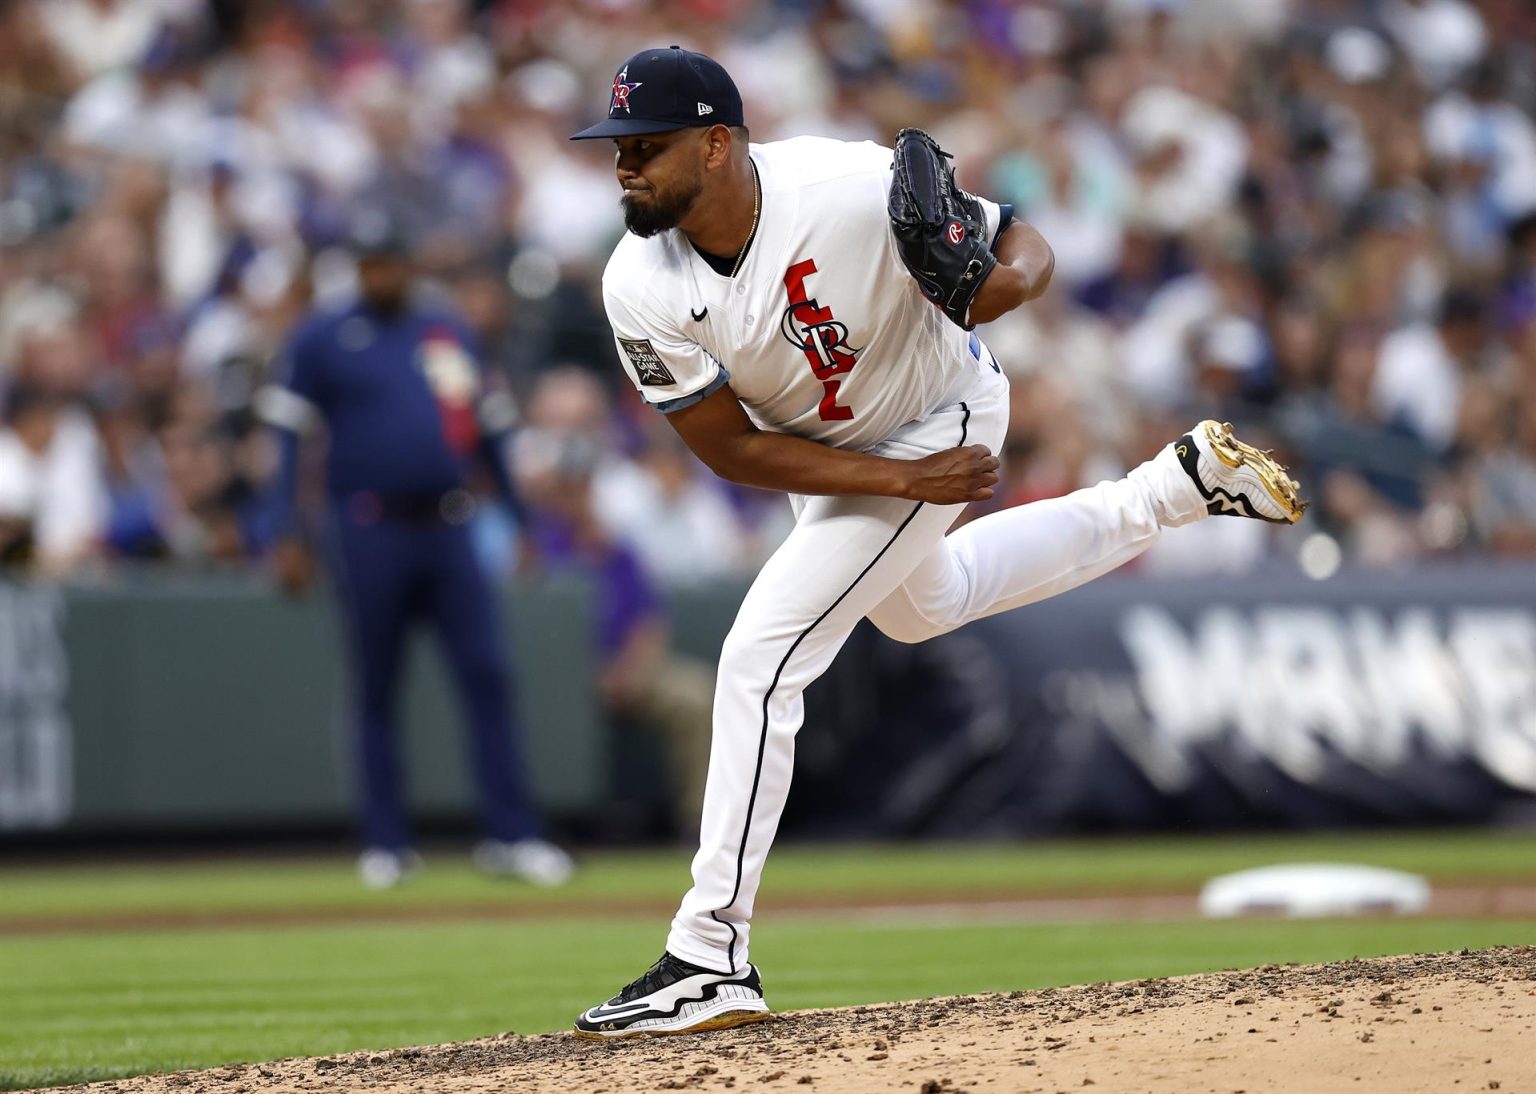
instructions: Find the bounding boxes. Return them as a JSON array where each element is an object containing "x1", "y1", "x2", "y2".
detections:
[{"x1": 342, "y1": 489, "x2": 477, "y2": 526}]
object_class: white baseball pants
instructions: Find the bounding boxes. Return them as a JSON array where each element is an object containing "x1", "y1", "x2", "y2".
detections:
[{"x1": 666, "y1": 366, "x2": 1207, "y2": 973}]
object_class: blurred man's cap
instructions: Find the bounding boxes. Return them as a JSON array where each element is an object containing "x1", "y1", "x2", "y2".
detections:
[
  {"x1": 569, "y1": 46, "x2": 743, "y2": 140},
  {"x1": 347, "y1": 210, "x2": 411, "y2": 259}
]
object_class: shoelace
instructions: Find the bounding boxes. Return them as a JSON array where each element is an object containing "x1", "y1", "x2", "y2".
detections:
[{"x1": 615, "y1": 954, "x2": 684, "y2": 1002}]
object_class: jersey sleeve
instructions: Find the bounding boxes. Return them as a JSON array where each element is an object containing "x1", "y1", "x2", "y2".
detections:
[
  {"x1": 983, "y1": 198, "x2": 1014, "y2": 250},
  {"x1": 257, "y1": 320, "x2": 328, "y2": 540},
  {"x1": 255, "y1": 322, "x2": 326, "y2": 434},
  {"x1": 602, "y1": 278, "x2": 730, "y2": 413}
]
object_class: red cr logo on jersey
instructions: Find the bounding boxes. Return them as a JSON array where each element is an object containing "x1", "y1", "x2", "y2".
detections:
[{"x1": 780, "y1": 259, "x2": 860, "y2": 422}]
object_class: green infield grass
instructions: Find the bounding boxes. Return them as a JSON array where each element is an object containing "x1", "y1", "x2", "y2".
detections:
[{"x1": 2, "y1": 830, "x2": 1534, "y2": 1091}]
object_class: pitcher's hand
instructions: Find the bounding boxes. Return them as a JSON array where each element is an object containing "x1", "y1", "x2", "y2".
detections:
[{"x1": 899, "y1": 444, "x2": 999, "y2": 504}]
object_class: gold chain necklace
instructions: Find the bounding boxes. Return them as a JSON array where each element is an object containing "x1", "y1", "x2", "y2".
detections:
[{"x1": 729, "y1": 160, "x2": 760, "y2": 279}]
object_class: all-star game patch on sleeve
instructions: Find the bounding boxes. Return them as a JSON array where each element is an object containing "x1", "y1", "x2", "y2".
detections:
[
  {"x1": 618, "y1": 337, "x2": 676, "y2": 386},
  {"x1": 603, "y1": 277, "x2": 726, "y2": 412}
]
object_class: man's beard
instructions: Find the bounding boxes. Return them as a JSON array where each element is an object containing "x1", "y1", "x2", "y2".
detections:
[
  {"x1": 362, "y1": 290, "x2": 408, "y2": 318},
  {"x1": 621, "y1": 178, "x2": 702, "y2": 237}
]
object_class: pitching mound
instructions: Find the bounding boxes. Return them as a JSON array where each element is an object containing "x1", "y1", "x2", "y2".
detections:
[{"x1": 50, "y1": 947, "x2": 1535, "y2": 1094}]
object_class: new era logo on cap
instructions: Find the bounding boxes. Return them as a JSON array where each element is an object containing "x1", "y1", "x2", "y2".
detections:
[{"x1": 570, "y1": 45, "x2": 744, "y2": 140}]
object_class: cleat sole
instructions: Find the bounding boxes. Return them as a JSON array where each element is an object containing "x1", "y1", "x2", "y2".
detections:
[
  {"x1": 1201, "y1": 420, "x2": 1309, "y2": 524},
  {"x1": 574, "y1": 1008, "x2": 772, "y2": 1040}
]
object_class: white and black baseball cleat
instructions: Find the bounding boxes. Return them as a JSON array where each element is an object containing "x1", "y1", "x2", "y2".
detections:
[
  {"x1": 574, "y1": 952, "x2": 770, "y2": 1039},
  {"x1": 1175, "y1": 420, "x2": 1308, "y2": 524}
]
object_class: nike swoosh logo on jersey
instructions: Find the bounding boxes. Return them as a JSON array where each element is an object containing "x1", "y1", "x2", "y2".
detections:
[{"x1": 690, "y1": 307, "x2": 708, "y2": 322}]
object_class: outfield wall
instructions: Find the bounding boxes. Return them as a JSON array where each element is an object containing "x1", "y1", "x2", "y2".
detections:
[
  {"x1": 0, "y1": 575, "x2": 605, "y2": 836},
  {"x1": 1, "y1": 565, "x2": 1534, "y2": 839}
]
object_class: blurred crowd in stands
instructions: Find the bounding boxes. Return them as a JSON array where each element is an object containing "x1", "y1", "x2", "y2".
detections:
[{"x1": 3, "y1": 0, "x2": 1536, "y2": 583}]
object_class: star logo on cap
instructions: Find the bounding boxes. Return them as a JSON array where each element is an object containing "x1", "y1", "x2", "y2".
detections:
[{"x1": 610, "y1": 65, "x2": 642, "y2": 115}]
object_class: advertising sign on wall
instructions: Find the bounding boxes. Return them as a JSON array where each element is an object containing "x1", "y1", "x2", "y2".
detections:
[
  {"x1": 0, "y1": 584, "x2": 70, "y2": 830},
  {"x1": 788, "y1": 566, "x2": 1536, "y2": 836}
]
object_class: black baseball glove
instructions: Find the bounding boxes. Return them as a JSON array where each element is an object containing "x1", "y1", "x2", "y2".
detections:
[{"x1": 887, "y1": 127, "x2": 997, "y2": 331}]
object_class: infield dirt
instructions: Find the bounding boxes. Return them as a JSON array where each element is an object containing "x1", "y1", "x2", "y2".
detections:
[{"x1": 42, "y1": 946, "x2": 1535, "y2": 1094}]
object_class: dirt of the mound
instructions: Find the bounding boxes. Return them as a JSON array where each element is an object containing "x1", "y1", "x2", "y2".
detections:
[{"x1": 46, "y1": 947, "x2": 1536, "y2": 1094}]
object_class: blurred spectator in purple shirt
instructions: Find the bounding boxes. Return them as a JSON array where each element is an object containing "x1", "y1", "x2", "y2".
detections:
[{"x1": 516, "y1": 426, "x2": 713, "y2": 839}]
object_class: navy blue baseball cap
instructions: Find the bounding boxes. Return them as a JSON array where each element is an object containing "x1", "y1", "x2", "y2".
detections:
[
  {"x1": 569, "y1": 46, "x2": 744, "y2": 140},
  {"x1": 346, "y1": 207, "x2": 411, "y2": 258}
]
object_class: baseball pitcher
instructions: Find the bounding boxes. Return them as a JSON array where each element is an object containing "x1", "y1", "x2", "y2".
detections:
[{"x1": 568, "y1": 45, "x2": 1306, "y2": 1037}]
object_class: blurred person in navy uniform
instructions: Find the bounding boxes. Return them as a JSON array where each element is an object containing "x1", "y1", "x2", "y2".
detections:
[{"x1": 258, "y1": 219, "x2": 571, "y2": 889}]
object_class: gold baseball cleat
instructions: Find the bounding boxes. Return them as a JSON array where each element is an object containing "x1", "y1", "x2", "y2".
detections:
[{"x1": 1175, "y1": 420, "x2": 1309, "y2": 524}]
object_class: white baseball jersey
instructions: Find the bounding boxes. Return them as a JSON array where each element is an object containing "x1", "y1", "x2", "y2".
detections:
[
  {"x1": 589, "y1": 136, "x2": 1218, "y2": 980},
  {"x1": 602, "y1": 136, "x2": 1006, "y2": 451}
]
